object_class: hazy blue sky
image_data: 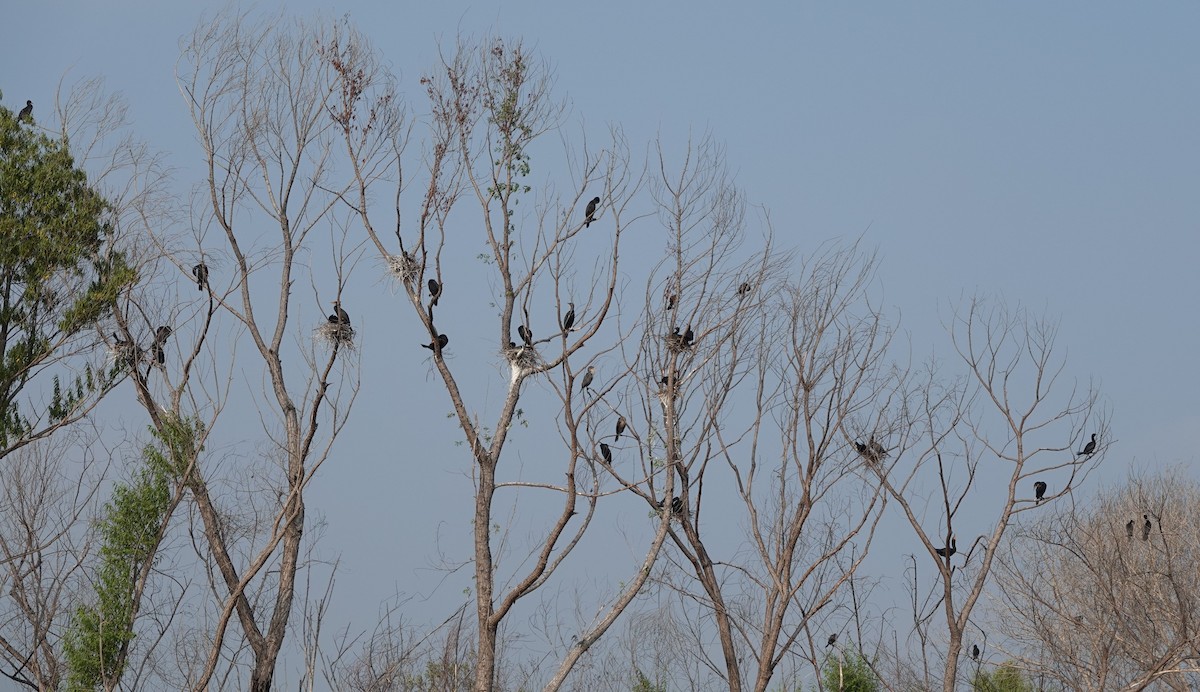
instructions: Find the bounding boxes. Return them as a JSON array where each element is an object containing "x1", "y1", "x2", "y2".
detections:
[{"x1": 3, "y1": 1, "x2": 1198, "y2": 686}]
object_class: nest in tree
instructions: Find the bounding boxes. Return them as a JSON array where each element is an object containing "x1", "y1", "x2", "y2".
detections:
[
  {"x1": 316, "y1": 321, "x2": 357, "y2": 348},
  {"x1": 108, "y1": 341, "x2": 141, "y2": 370},
  {"x1": 386, "y1": 253, "x2": 420, "y2": 285},
  {"x1": 504, "y1": 343, "x2": 540, "y2": 370}
]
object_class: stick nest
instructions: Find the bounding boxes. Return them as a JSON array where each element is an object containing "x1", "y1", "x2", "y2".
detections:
[
  {"x1": 316, "y1": 322, "x2": 357, "y2": 349},
  {"x1": 504, "y1": 343, "x2": 540, "y2": 370},
  {"x1": 386, "y1": 253, "x2": 420, "y2": 285}
]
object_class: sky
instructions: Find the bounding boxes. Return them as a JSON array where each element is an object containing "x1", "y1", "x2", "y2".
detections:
[{"x1": 3, "y1": 1, "x2": 1199, "y2": 686}]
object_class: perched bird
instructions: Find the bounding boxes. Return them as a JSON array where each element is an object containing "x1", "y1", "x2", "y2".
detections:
[
  {"x1": 1034, "y1": 481, "x2": 1047, "y2": 503},
  {"x1": 579, "y1": 365, "x2": 595, "y2": 392},
  {"x1": 737, "y1": 281, "x2": 751, "y2": 296},
  {"x1": 422, "y1": 333, "x2": 449, "y2": 351},
  {"x1": 155, "y1": 326, "x2": 172, "y2": 344},
  {"x1": 658, "y1": 374, "x2": 670, "y2": 386},
  {"x1": 868, "y1": 436, "x2": 887, "y2": 461},
  {"x1": 971, "y1": 644, "x2": 980, "y2": 662},
  {"x1": 615, "y1": 415, "x2": 627, "y2": 441},
  {"x1": 328, "y1": 300, "x2": 351, "y2": 326},
  {"x1": 826, "y1": 633, "x2": 837, "y2": 648},
  {"x1": 561, "y1": 302, "x2": 575, "y2": 332},
  {"x1": 18, "y1": 100, "x2": 33, "y2": 123},
  {"x1": 935, "y1": 535, "x2": 957, "y2": 559},
  {"x1": 599, "y1": 442, "x2": 612, "y2": 464},
  {"x1": 665, "y1": 292, "x2": 678, "y2": 310},
  {"x1": 1079, "y1": 433, "x2": 1098, "y2": 456},
  {"x1": 192, "y1": 263, "x2": 209, "y2": 291},
  {"x1": 518, "y1": 324, "x2": 533, "y2": 346},
  {"x1": 1142, "y1": 514, "x2": 1152, "y2": 541},
  {"x1": 427, "y1": 278, "x2": 441, "y2": 306},
  {"x1": 1125, "y1": 519, "x2": 1135, "y2": 539},
  {"x1": 667, "y1": 326, "x2": 684, "y2": 350},
  {"x1": 682, "y1": 325, "x2": 694, "y2": 347},
  {"x1": 150, "y1": 342, "x2": 165, "y2": 366},
  {"x1": 670, "y1": 497, "x2": 684, "y2": 515},
  {"x1": 584, "y1": 196, "x2": 600, "y2": 227}
]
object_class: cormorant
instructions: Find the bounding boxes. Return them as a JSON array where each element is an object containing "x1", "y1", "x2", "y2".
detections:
[
  {"x1": 518, "y1": 324, "x2": 533, "y2": 346},
  {"x1": 1125, "y1": 519, "x2": 1134, "y2": 539},
  {"x1": 826, "y1": 633, "x2": 837, "y2": 648},
  {"x1": 1034, "y1": 481, "x2": 1047, "y2": 503},
  {"x1": 670, "y1": 497, "x2": 684, "y2": 514},
  {"x1": 428, "y1": 278, "x2": 440, "y2": 306},
  {"x1": 659, "y1": 375, "x2": 670, "y2": 386},
  {"x1": 971, "y1": 644, "x2": 980, "y2": 662},
  {"x1": 328, "y1": 301, "x2": 350, "y2": 326},
  {"x1": 935, "y1": 535, "x2": 957, "y2": 559},
  {"x1": 422, "y1": 333, "x2": 449, "y2": 351},
  {"x1": 155, "y1": 326, "x2": 172, "y2": 345},
  {"x1": 151, "y1": 342, "x2": 165, "y2": 366},
  {"x1": 599, "y1": 442, "x2": 612, "y2": 464},
  {"x1": 682, "y1": 325, "x2": 694, "y2": 347},
  {"x1": 1142, "y1": 514, "x2": 1152, "y2": 541},
  {"x1": 584, "y1": 196, "x2": 600, "y2": 227},
  {"x1": 738, "y1": 281, "x2": 751, "y2": 296},
  {"x1": 615, "y1": 415, "x2": 627, "y2": 441},
  {"x1": 561, "y1": 302, "x2": 575, "y2": 332},
  {"x1": 579, "y1": 366, "x2": 595, "y2": 392},
  {"x1": 18, "y1": 100, "x2": 32, "y2": 123},
  {"x1": 192, "y1": 263, "x2": 209, "y2": 291},
  {"x1": 1079, "y1": 433, "x2": 1097, "y2": 456}
]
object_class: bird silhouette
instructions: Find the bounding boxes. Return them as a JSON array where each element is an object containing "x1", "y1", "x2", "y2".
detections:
[
  {"x1": 579, "y1": 366, "x2": 595, "y2": 392},
  {"x1": 1125, "y1": 519, "x2": 1134, "y2": 539},
  {"x1": 665, "y1": 291, "x2": 677, "y2": 310},
  {"x1": 615, "y1": 416, "x2": 627, "y2": 441},
  {"x1": 826, "y1": 633, "x2": 837, "y2": 648},
  {"x1": 422, "y1": 333, "x2": 449, "y2": 351},
  {"x1": 1078, "y1": 433, "x2": 1097, "y2": 456},
  {"x1": 971, "y1": 644, "x2": 980, "y2": 661},
  {"x1": 1034, "y1": 481, "x2": 1047, "y2": 503},
  {"x1": 935, "y1": 535, "x2": 957, "y2": 559},
  {"x1": 192, "y1": 263, "x2": 209, "y2": 291},
  {"x1": 427, "y1": 278, "x2": 440, "y2": 306},
  {"x1": 584, "y1": 196, "x2": 600, "y2": 227},
  {"x1": 518, "y1": 324, "x2": 533, "y2": 346},
  {"x1": 599, "y1": 442, "x2": 612, "y2": 464},
  {"x1": 561, "y1": 302, "x2": 575, "y2": 332},
  {"x1": 682, "y1": 325, "x2": 695, "y2": 347},
  {"x1": 1142, "y1": 514, "x2": 1152, "y2": 541},
  {"x1": 328, "y1": 301, "x2": 350, "y2": 326},
  {"x1": 738, "y1": 281, "x2": 751, "y2": 296},
  {"x1": 154, "y1": 326, "x2": 172, "y2": 346},
  {"x1": 18, "y1": 100, "x2": 32, "y2": 123}
]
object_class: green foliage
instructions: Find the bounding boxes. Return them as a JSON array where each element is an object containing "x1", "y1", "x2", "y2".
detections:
[
  {"x1": 971, "y1": 663, "x2": 1037, "y2": 692},
  {"x1": 63, "y1": 417, "x2": 198, "y2": 690},
  {"x1": 632, "y1": 668, "x2": 667, "y2": 692},
  {"x1": 820, "y1": 651, "x2": 879, "y2": 692},
  {"x1": 0, "y1": 98, "x2": 135, "y2": 450}
]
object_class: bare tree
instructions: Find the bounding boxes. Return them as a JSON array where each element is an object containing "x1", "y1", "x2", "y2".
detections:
[
  {"x1": 992, "y1": 468, "x2": 1200, "y2": 691},
  {"x1": 879, "y1": 298, "x2": 1108, "y2": 691},
  {"x1": 628, "y1": 144, "x2": 902, "y2": 691}
]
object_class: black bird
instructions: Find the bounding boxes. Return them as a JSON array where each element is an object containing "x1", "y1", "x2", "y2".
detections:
[
  {"x1": 615, "y1": 416, "x2": 627, "y2": 441},
  {"x1": 1142, "y1": 514, "x2": 1152, "y2": 541},
  {"x1": 737, "y1": 281, "x2": 751, "y2": 296},
  {"x1": 659, "y1": 375, "x2": 670, "y2": 386},
  {"x1": 599, "y1": 442, "x2": 612, "y2": 464},
  {"x1": 670, "y1": 497, "x2": 684, "y2": 515},
  {"x1": 579, "y1": 366, "x2": 595, "y2": 392},
  {"x1": 584, "y1": 196, "x2": 600, "y2": 227},
  {"x1": 427, "y1": 278, "x2": 440, "y2": 306},
  {"x1": 826, "y1": 633, "x2": 837, "y2": 648},
  {"x1": 1034, "y1": 481, "x2": 1047, "y2": 503},
  {"x1": 192, "y1": 263, "x2": 209, "y2": 291},
  {"x1": 868, "y1": 436, "x2": 887, "y2": 461},
  {"x1": 155, "y1": 325, "x2": 172, "y2": 344},
  {"x1": 1125, "y1": 519, "x2": 1135, "y2": 539},
  {"x1": 18, "y1": 100, "x2": 32, "y2": 123},
  {"x1": 682, "y1": 325, "x2": 694, "y2": 347},
  {"x1": 935, "y1": 535, "x2": 957, "y2": 559},
  {"x1": 518, "y1": 324, "x2": 533, "y2": 346},
  {"x1": 665, "y1": 292, "x2": 678, "y2": 310},
  {"x1": 561, "y1": 302, "x2": 575, "y2": 332},
  {"x1": 328, "y1": 300, "x2": 350, "y2": 326},
  {"x1": 667, "y1": 326, "x2": 684, "y2": 350},
  {"x1": 150, "y1": 342, "x2": 165, "y2": 366},
  {"x1": 1079, "y1": 433, "x2": 1097, "y2": 456},
  {"x1": 422, "y1": 333, "x2": 449, "y2": 351},
  {"x1": 971, "y1": 644, "x2": 980, "y2": 662}
]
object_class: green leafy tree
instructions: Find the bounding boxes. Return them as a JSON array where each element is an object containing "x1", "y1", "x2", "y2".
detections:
[
  {"x1": 0, "y1": 92, "x2": 135, "y2": 455},
  {"x1": 971, "y1": 663, "x2": 1036, "y2": 692},
  {"x1": 63, "y1": 418, "x2": 195, "y2": 690},
  {"x1": 821, "y1": 652, "x2": 880, "y2": 692}
]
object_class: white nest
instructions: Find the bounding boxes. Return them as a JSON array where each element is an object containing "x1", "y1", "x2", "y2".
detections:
[{"x1": 316, "y1": 322, "x2": 357, "y2": 349}]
